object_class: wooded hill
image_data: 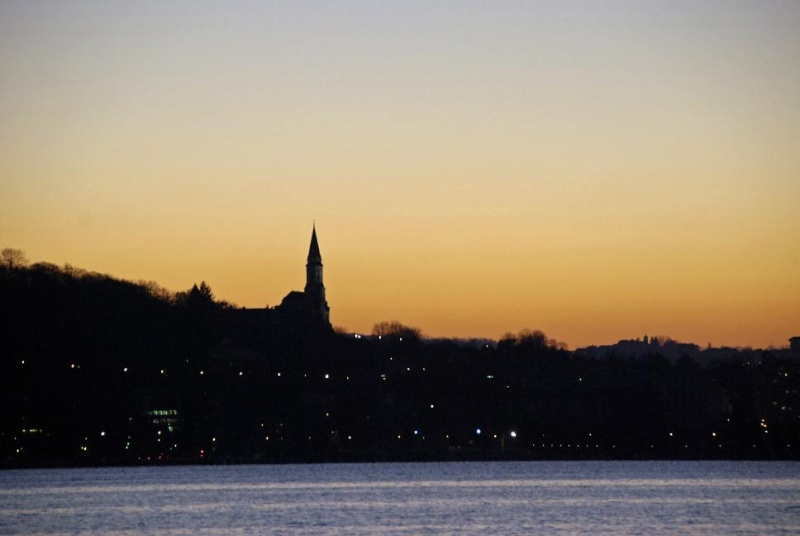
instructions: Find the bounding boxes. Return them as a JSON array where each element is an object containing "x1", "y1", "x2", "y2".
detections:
[{"x1": 2, "y1": 258, "x2": 798, "y2": 466}]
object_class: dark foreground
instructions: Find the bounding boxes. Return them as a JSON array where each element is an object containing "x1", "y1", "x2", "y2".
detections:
[{"x1": 2, "y1": 262, "x2": 799, "y2": 468}]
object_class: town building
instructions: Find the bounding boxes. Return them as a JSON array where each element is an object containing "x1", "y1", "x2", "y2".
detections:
[{"x1": 276, "y1": 224, "x2": 331, "y2": 327}]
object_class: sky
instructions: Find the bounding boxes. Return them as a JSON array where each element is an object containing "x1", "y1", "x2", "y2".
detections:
[{"x1": 1, "y1": 1, "x2": 798, "y2": 349}]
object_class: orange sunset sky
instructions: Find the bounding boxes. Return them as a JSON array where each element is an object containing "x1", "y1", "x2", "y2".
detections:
[{"x1": 1, "y1": 2, "x2": 798, "y2": 349}]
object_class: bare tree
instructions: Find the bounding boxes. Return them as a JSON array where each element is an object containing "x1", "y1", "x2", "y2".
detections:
[
  {"x1": 372, "y1": 320, "x2": 423, "y2": 341},
  {"x1": 500, "y1": 329, "x2": 568, "y2": 352},
  {"x1": 0, "y1": 248, "x2": 28, "y2": 269}
]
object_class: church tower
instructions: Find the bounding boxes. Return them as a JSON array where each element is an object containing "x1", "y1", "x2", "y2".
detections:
[
  {"x1": 304, "y1": 224, "x2": 330, "y2": 324},
  {"x1": 276, "y1": 224, "x2": 331, "y2": 327}
]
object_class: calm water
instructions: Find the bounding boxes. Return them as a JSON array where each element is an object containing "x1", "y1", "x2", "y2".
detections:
[{"x1": 1, "y1": 461, "x2": 799, "y2": 535}]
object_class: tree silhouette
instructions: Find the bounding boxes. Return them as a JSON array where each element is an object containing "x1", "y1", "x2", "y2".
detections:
[
  {"x1": 499, "y1": 329, "x2": 567, "y2": 352},
  {"x1": 0, "y1": 248, "x2": 28, "y2": 269},
  {"x1": 177, "y1": 281, "x2": 218, "y2": 310},
  {"x1": 372, "y1": 320, "x2": 423, "y2": 341}
]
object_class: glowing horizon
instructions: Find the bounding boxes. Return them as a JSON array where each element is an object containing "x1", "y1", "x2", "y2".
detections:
[{"x1": 1, "y1": 2, "x2": 798, "y2": 349}]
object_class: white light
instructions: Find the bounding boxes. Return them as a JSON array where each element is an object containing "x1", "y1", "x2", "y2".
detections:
[
  {"x1": 100, "y1": 431, "x2": 105, "y2": 437},
  {"x1": 324, "y1": 374, "x2": 329, "y2": 379},
  {"x1": 476, "y1": 428, "x2": 482, "y2": 435},
  {"x1": 510, "y1": 431, "x2": 517, "y2": 438}
]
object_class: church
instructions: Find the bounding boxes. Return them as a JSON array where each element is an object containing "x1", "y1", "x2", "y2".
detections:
[{"x1": 275, "y1": 224, "x2": 331, "y2": 327}]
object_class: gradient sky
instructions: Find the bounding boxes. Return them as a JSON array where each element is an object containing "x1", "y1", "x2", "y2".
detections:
[{"x1": 1, "y1": 1, "x2": 798, "y2": 348}]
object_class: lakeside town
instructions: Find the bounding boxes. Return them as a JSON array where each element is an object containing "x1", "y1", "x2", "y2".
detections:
[{"x1": 2, "y1": 242, "x2": 798, "y2": 467}]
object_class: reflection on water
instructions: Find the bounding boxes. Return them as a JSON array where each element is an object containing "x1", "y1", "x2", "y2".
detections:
[{"x1": 1, "y1": 461, "x2": 799, "y2": 535}]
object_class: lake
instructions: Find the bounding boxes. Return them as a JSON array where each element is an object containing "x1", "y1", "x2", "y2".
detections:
[{"x1": 1, "y1": 461, "x2": 799, "y2": 534}]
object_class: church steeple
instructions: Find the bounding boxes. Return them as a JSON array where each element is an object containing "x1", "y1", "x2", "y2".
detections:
[
  {"x1": 307, "y1": 224, "x2": 322, "y2": 266},
  {"x1": 275, "y1": 223, "x2": 331, "y2": 327},
  {"x1": 304, "y1": 224, "x2": 329, "y2": 324},
  {"x1": 305, "y1": 224, "x2": 323, "y2": 290}
]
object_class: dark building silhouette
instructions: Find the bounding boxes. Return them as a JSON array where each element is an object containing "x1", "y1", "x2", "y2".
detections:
[
  {"x1": 791, "y1": 336, "x2": 800, "y2": 353},
  {"x1": 276, "y1": 224, "x2": 331, "y2": 326}
]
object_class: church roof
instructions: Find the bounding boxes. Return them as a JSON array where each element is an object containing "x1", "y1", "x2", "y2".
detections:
[{"x1": 307, "y1": 225, "x2": 322, "y2": 263}]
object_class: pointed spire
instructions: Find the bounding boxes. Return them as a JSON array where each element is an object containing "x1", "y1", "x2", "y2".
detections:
[{"x1": 307, "y1": 223, "x2": 322, "y2": 263}]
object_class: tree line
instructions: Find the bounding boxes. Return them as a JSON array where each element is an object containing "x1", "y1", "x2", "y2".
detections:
[{"x1": 1, "y1": 253, "x2": 798, "y2": 466}]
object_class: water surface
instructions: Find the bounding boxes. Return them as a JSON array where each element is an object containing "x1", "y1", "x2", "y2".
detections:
[{"x1": 1, "y1": 461, "x2": 798, "y2": 534}]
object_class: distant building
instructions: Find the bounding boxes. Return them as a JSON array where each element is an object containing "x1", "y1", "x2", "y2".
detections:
[
  {"x1": 276, "y1": 224, "x2": 331, "y2": 327},
  {"x1": 790, "y1": 337, "x2": 800, "y2": 353}
]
